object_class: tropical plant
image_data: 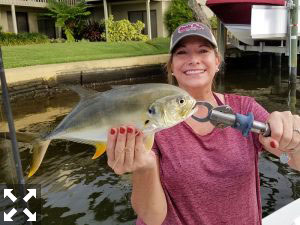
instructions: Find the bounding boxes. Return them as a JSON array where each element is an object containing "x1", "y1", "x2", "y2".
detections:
[
  {"x1": 164, "y1": 0, "x2": 195, "y2": 36},
  {"x1": 45, "y1": 0, "x2": 91, "y2": 42},
  {"x1": 81, "y1": 20, "x2": 105, "y2": 42},
  {"x1": 102, "y1": 16, "x2": 148, "y2": 42}
]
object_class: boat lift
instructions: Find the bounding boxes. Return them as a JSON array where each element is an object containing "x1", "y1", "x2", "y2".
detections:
[{"x1": 216, "y1": 0, "x2": 299, "y2": 83}]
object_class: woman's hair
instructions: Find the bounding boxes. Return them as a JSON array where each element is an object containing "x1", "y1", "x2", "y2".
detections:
[{"x1": 165, "y1": 44, "x2": 223, "y2": 89}]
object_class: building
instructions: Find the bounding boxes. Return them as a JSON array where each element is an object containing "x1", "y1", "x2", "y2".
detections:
[{"x1": 0, "y1": 0, "x2": 213, "y2": 39}]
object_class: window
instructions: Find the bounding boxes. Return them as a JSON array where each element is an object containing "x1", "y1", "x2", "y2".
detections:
[
  {"x1": 128, "y1": 10, "x2": 157, "y2": 38},
  {"x1": 7, "y1": 11, "x2": 29, "y2": 33}
]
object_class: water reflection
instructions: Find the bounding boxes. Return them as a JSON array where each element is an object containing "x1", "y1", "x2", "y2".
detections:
[{"x1": 0, "y1": 61, "x2": 299, "y2": 224}]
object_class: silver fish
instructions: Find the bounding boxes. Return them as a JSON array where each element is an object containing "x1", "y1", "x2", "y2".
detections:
[{"x1": 21, "y1": 83, "x2": 196, "y2": 177}]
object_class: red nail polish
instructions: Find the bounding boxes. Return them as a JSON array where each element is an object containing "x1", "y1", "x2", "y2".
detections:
[
  {"x1": 127, "y1": 127, "x2": 133, "y2": 133},
  {"x1": 110, "y1": 128, "x2": 115, "y2": 135},
  {"x1": 120, "y1": 127, "x2": 126, "y2": 134},
  {"x1": 270, "y1": 141, "x2": 276, "y2": 148}
]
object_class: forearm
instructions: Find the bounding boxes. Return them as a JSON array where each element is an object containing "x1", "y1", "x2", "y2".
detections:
[{"x1": 131, "y1": 157, "x2": 167, "y2": 225}]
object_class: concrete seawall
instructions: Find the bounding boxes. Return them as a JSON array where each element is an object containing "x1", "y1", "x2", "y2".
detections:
[{"x1": 3, "y1": 54, "x2": 170, "y2": 101}]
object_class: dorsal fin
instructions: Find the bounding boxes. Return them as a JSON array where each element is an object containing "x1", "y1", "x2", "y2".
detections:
[{"x1": 63, "y1": 85, "x2": 98, "y2": 100}]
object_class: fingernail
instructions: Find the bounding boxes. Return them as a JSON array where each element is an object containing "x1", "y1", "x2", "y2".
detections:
[
  {"x1": 120, "y1": 127, "x2": 126, "y2": 134},
  {"x1": 270, "y1": 141, "x2": 276, "y2": 148},
  {"x1": 110, "y1": 128, "x2": 115, "y2": 135},
  {"x1": 127, "y1": 127, "x2": 133, "y2": 133}
]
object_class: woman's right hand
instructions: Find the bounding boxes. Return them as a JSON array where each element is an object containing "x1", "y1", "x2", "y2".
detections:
[{"x1": 106, "y1": 126, "x2": 157, "y2": 175}]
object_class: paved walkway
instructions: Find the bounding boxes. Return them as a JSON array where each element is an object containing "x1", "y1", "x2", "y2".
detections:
[{"x1": 4, "y1": 54, "x2": 170, "y2": 85}]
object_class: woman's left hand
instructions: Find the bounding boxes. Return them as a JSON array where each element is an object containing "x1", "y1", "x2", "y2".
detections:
[{"x1": 259, "y1": 111, "x2": 300, "y2": 170}]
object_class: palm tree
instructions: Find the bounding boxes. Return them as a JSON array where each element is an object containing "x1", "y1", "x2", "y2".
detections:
[{"x1": 45, "y1": 0, "x2": 91, "y2": 42}]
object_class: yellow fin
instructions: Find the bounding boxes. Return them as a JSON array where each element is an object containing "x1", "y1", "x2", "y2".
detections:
[
  {"x1": 144, "y1": 134, "x2": 155, "y2": 151},
  {"x1": 28, "y1": 139, "x2": 51, "y2": 178},
  {"x1": 92, "y1": 143, "x2": 107, "y2": 159}
]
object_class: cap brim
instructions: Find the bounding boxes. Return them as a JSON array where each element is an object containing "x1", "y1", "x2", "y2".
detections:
[{"x1": 170, "y1": 32, "x2": 217, "y2": 53}]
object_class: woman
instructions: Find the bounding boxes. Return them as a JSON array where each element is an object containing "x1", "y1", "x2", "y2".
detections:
[{"x1": 106, "y1": 22, "x2": 300, "y2": 225}]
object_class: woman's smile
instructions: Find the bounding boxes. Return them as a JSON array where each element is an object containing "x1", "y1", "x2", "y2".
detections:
[{"x1": 184, "y1": 69, "x2": 206, "y2": 76}]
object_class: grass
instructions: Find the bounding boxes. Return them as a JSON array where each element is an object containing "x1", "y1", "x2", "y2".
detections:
[{"x1": 1, "y1": 37, "x2": 170, "y2": 69}]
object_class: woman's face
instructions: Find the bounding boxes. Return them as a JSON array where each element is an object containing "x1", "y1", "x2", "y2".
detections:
[{"x1": 171, "y1": 36, "x2": 220, "y2": 91}]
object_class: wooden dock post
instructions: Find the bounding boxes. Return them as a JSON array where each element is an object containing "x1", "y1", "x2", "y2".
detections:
[
  {"x1": 272, "y1": 53, "x2": 282, "y2": 94},
  {"x1": 217, "y1": 18, "x2": 226, "y2": 74}
]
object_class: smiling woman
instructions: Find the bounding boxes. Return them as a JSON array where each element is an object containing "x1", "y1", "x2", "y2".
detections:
[{"x1": 105, "y1": 22, "x2": 300, "y2": 225}]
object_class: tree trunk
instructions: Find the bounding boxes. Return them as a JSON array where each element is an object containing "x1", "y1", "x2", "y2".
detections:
[{"x1": 188, "y1": 0, "x2": 211, "y2": 29}]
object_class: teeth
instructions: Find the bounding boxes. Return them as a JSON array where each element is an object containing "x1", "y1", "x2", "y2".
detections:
[{"x1": 185, "y1": 70, "x2": 205, "y2": 75}]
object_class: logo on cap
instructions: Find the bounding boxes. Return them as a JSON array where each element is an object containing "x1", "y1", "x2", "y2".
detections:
[{"x1": 178, "y1": 23, "x2": 204, "y2": 33}]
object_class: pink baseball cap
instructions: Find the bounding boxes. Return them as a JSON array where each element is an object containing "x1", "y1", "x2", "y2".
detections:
[{"x1": 170, "y1": 22, "x2": 218, "y2": 52}]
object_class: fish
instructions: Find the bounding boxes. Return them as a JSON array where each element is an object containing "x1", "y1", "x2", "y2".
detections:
[{"x1": 12, "y1": 83, "x2": 197, "y2": 177}]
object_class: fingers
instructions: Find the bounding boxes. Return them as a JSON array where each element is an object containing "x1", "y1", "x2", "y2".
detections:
[
  {"x1": 276, "y1": 111, "x2": 293, "y2": 150},
  {"x1": 286, "y1": 115, "x2": 300, "y2": 150},
  {"x1": 123, "y1": 127, "x2": 136, "y2": 171},
  {"x1": 106, "y1": 126, "x2": 140, "y2": 175},
  {"x1": 134, "y1": 131, "x2": 146, "y2": 162},
  {"x1": 107, "y1": 128, "x2": 117, "y2": 163},
  {"x1": 113, "y1": 126, "x2": 127, "y2": 172},
  {"x1": 263, "y1": 111, "x2": 300, "y2": 152}
]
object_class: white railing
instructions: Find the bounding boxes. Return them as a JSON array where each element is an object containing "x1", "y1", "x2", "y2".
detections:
[{"x1": 0, "y1": 0, "x2": 78, "y2": 7}]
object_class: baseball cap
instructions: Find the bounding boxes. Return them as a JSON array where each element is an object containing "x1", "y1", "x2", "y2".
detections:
[{"x1": 170, "y1": 22, "x2": 218, "y2": 53}]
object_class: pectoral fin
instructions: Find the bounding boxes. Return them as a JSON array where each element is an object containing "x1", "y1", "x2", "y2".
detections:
[
  {"x1": 144, "y1": 134, "x2": 155, "y2": 151},
  {"x1": 92, "y1": 143, "x2": 107, "y2": 159}
]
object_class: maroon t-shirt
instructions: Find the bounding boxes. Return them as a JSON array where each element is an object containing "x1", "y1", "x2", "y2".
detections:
[{"x1": 136, "y1": 94, "x2": 269, "y2": 225}]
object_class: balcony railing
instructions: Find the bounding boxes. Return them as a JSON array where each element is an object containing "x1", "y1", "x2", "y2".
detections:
[{"x1": 0, "y1": 0, "x2": 77, "y2": 7}]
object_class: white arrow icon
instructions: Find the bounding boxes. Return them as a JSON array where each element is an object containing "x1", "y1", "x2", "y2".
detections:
[
  {"x1": 23, "y1": 208, "x2": 36, "y2": 221},
  {"x1": 23, "y1": 189, "x2": 36, "y2": 202},
  {"x1": 4, "y1": 189, "x2": 17, "y2": 202},
  {"x1": 4, "y1": 208, "x2": 17, "y2": 221}
]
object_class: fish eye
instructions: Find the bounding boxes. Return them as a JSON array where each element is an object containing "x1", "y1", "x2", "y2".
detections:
[
  {"x1": 145, "y1": 120, "x2": 150, "y2": 125},
  {"x1": 148, "y1": 106, "x2": 156, "y2": 115},
  {"x1": 177, "y1": 98, "x2": 185, "y2": 104}
]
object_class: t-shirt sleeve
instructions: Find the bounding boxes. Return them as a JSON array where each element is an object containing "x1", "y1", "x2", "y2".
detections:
[{"x1": 151, "y1": 136, "x2": 160, "y2": 156}]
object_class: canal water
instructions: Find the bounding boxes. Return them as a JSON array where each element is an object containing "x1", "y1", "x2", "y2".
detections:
[{"x1": 0, "y1": 54, "x2": 300, "y2": 224}]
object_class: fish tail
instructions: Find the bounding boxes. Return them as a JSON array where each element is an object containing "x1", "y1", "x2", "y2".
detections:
[{"x1": 28, "y1": 139, "x2": 51, "y2": 177}]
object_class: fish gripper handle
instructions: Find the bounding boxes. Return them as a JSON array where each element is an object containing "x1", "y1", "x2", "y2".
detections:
[{"x1": 232, "y1": 112, "x2": 254, "y2": 137}]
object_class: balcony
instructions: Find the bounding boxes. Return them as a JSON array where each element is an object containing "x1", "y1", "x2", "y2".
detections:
[{"x1": 0, "y1": 0, "x2": 77, "y2": 8}]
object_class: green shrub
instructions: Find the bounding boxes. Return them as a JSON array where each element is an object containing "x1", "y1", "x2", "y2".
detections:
[
  {"x1": 0, "y1": 26, "x2": 3, "y2": 33},
  {"x1": 45, "y1": 0, "x2": 91, "y2": 42},
  {"x1": 80, "y1": 20, "x2": 105, "y2": 42},
  {"x1": 102, "y1": 16, "x2": 148, "y2": 42},
  {"x1": 0, "y1": 32, "x2": 49, "y2": 46},
  {"x1": 164, "y1": 0, "x2": 195, "y2": 36}
]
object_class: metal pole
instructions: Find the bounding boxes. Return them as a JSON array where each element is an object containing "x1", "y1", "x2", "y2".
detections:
[
  {"x1": 0, "y1": 48, "x2": 31, "y2": 225},
  {"x1": 289, "y1": 0, "x2": 298, "y2": 84}
]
